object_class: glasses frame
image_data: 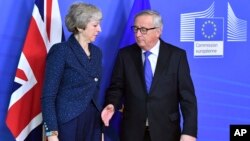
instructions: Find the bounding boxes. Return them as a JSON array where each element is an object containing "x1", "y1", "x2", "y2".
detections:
[{"x1": 131, "y1": 26, "x2": 158, "y2": 35}]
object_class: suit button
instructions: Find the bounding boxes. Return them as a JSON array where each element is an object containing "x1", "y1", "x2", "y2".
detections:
[{"x1": 94, "y1": 78, "x2": 98, "y2": 82}]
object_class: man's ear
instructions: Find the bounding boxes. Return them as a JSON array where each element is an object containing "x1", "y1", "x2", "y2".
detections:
[{"x1": 156, "y1": 28, "x2": 162, "y2": 38}]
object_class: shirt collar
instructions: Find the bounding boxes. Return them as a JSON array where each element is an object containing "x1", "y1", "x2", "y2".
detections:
[{"x1": 142, "y1": 39, "x2": 160, "y2": 56}]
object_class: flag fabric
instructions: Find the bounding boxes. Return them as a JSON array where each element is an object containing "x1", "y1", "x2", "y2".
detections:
[
  {"x1": 119, "y1": 0, "x2": 151, "y2": 48},
  {"x1": 104, "y1": 0, "x2": 151, "y2": 141},
  {"x1": 5, "y1": 0, "x2": 63, "y2": 140}
]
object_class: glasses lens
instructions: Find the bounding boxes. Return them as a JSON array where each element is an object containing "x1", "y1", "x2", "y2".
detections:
[
  {"x1": 131, "y1": 26, "x2": 155, "y2": 34},
  {"x1": 140, "y1": 28, "x2": 147, "y2": 34}
]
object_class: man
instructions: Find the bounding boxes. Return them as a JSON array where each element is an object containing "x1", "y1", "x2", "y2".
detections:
[{"x1": 102, "y1": 10, "x2": 197, "y2": 141}]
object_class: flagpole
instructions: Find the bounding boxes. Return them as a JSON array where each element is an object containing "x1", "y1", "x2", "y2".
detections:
[{"x1": 42, "y1": 125, "x2": 46, "y2": 141}]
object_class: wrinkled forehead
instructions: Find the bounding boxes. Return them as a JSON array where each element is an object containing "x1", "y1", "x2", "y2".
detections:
[{"x1": 134, "y1": 15, "x2": 154, "y2": 27}]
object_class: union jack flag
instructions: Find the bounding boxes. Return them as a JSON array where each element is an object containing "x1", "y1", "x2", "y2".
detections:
[{"x1": 5, "y1": 0, "x2": 63, "y2": 140}]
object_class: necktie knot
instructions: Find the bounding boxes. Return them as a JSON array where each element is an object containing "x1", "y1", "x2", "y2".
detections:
[{"x1": 144, "y1": 51, "x2": 152, "y2": 58}]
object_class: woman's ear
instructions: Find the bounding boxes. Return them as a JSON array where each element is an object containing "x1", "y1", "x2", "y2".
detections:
[{"x1": 76, "y1": 27, "x2": 83, "y2": 33}]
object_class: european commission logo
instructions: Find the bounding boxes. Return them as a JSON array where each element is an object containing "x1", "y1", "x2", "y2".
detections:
[
  {"x1": 194, "y1": 18, "x2": 224, "y2": 56},
  {"x1": 180, "y1": 2, "x2": 247, "y2": 57}
]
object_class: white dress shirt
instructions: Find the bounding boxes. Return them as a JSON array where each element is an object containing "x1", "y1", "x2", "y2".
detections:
[{"x1": 141, "y1": 39, "x2": 160, "y2": 126}]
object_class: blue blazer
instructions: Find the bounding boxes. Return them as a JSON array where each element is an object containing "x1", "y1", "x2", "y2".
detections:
[{"x1": 41, "y1": 35, "x2": 102, "y2": 131}]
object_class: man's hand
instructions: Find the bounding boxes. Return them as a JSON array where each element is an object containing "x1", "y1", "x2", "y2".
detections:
[
  {"x1": 101, "y1": 104, "x2": 115, "y2": 126},
  {"x1": 180, "y1": 134, "x2": 196, "y2": 141}
]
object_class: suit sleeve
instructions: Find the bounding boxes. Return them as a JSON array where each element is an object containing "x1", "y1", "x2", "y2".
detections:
[
  {"x1": 41, "y1": 44, "x2": 66, "y2": 131},
  {"x1": 105, "y1": 51, "x2": 124, "y2": 110},
  {"x1": 178, "y1": 51, "x2": 198, "y2": 137}
]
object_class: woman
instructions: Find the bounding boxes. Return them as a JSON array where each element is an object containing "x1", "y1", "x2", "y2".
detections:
[{"x1": 41, "y1": 2, "x2": 102, "y2": 141}]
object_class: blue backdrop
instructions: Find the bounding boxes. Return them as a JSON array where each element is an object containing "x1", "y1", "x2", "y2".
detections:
[{"x1": 1, "y1": 0, "x2": 250, "y2": 141}]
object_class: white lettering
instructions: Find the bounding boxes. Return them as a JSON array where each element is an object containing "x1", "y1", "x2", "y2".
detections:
[{"x1": 234, "y1": 129, "x2": 247, "y2": 136}]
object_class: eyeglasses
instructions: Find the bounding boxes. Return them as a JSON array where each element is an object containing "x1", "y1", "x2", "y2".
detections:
[{"x1": 131, "y1": 26, "x2": 158, "y2": 34}]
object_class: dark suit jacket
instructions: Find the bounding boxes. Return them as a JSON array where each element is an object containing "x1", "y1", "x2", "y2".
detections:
[
  {"x1": 42, "y1": 35, "x2": 102, "y2": 131},
  {"x1": 105, "y1": 39, "x2": 197, "y2": 141}
]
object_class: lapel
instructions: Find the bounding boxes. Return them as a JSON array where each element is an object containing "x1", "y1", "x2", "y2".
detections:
[
  {"x1": 130, "y1": 45, "x2": 146, "y2": 90},
  {"x1": 150, "y1": 40, "x2": 172, "y2": 94},
  {"x1": 67, "y1": 35, "x2": 99, "y2": 77}
]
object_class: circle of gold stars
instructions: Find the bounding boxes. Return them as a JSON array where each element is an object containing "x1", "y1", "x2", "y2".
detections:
[{"x1": 201, "y1": 20, "x2": 217, "y2": 39}]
